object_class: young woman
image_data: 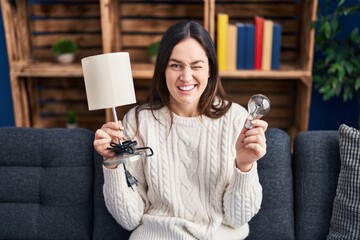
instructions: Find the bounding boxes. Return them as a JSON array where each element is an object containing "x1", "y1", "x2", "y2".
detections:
[{"x1": 94, "y1": 20, "x2": 268, "y2": 240}]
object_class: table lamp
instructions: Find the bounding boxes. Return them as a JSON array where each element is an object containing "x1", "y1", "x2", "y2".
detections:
[{"x1": 81, "y1": 52, "x2": 153, "y2": 189}]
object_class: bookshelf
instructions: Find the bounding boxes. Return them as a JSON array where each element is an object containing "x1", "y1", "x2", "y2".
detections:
[
  {"x1": 209, "y1": 0, "x2": 317, "y2": 138},
  {"x1": 1, "y1": 0, "x2": 317, "y2": 139}
]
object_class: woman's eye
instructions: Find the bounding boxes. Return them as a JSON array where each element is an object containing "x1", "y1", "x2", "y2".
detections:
[
  {"x1": 170, "y1": 63, "x2": 181, "y2": 69},
  {"x1": 193, "y1": 65, "x2": 202, "y2": 69}
]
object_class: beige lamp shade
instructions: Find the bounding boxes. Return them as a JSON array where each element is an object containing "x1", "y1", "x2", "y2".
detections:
[{"x1": 81, "y1": 52, "x2": 136, "y2": 111}]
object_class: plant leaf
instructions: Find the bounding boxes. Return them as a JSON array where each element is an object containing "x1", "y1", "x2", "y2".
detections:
[
  {"x1": 344, "y1": 61, "x2": 353, "y2": 75},
  {"x1": 321, "y1": 21, "x2": 332, "y2": 39},
  {"x1": 355, "y1": 77, "x2": 360, "y2": 91},
  {"x1": 343, "y1": 87, "x2": 353, "y2": 102},
  {"x1": 350, "y1": 28, "x2": 360, "y2": 44},
  {"x1": 337, "y1": 65, "x2": 345, "y2": 80},
  {"x1": 337, "y1": 0, "x2": 345, "y2": 7}
]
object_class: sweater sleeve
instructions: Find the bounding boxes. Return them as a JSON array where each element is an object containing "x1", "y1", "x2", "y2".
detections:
[
  {"x1": 103, "y1": 157, "x2": 149, "y2": 230},
  {"x1": 222, "y1": 161, "x2": 262, "y2": 228},
  {"x1": 102, "y1": 107, "x2": 149, "y2": 230}
]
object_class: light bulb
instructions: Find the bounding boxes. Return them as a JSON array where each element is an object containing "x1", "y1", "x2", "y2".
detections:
[{"x1": 245, "y1": 94, "x2": 270, "y2": 129}]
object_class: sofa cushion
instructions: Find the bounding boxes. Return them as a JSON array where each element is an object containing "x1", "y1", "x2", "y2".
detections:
[
  {"x1": 0, "y1": 128, "x2": 94, "y2": 240},
  {"x1": 327, "y1": 124, "x2": 360, "y2": 239},
  {"x1": 293, "y1": 130, "x2": 340, "y2": 240},
  {"x1": 247, "y1": 128, "x2": 294, "y2": 240}
]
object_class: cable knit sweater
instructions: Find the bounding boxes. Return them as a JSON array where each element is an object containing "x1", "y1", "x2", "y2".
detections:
[{"x1": 103, "y1": 103, "x2": 262, "y2": 240}]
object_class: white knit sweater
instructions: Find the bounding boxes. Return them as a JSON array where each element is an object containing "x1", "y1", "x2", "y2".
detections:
[{"x1": 103, "y1": 103, "x2": 262, "y2": 240}]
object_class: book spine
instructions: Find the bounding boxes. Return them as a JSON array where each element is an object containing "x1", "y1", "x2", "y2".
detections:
[
  {"x1": 217, "y1": 13, "x2": 229, "y2": 71},
  {"x1": 254, "y1": 16, "x2": 264, "y2": 70},
  {"x1": 245, "y1": 24, "x2": 255, "y2": 70},
  {"x1": 228, "y1": 24, "x2": 237, "y2": 71},
  {"x1": 271, "y1": 23, "x2": 282, "y2": 70},
  {"x1": 236, "y1": 23, "x2": 246, "y2": 70},
  {"x1": 261, "y1": 19, "x2": 273, "y2": 70}
]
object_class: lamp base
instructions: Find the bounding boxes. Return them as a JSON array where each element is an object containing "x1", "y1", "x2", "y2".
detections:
[{"x1": 103, "y1": 152, "x2": 143, "y2": 166}]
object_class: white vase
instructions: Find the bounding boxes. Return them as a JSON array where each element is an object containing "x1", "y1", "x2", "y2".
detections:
[
  {"x1": 56, "y1": 53, "x2": 75, "y2": 64},
  {"x1": 66, "y1": 122, "x2": 77, "y2": 129},
  {"x1": 150, "y1": 56, "x2": 157, "y2": 63}
]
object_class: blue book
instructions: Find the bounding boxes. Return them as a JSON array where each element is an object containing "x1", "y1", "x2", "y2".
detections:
[
  {"x1": 271, "y1": 23, "x2": 282, "y2": 70},
  {"x1": 245, "y1": 24, "x2": 255, "y2": 70},
  {"x1": 236, "y1": 23, "x2": 246, "y2": 70}
]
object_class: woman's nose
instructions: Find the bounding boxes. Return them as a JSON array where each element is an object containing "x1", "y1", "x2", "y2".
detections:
[{"x1": 180, "y1": 67, "x2": 193, "y2": 82}]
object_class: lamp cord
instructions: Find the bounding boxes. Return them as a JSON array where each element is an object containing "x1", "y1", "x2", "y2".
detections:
[
  {"x1": 109, "y1": 140, "x2": 137, "y2": 154},
  {"x1": 107, "y1": 140, "x2": 153, "y2": 190},
  {"x1": 123, "y1": 164, "x2": 138, "y2": 190}
]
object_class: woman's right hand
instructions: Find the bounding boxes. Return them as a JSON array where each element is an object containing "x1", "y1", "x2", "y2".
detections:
[{"x1": 94, "y1": 121, "x2": 127, "y2": 159}]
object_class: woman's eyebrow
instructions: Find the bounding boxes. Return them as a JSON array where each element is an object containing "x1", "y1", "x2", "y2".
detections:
[
  {"x1": 191, "y1": 60, "x2": 205, "y2": 65},
  {"x1": 168, "y1": 58, "x2": 205, "y2": 65},
  {"x1": 168, "y1": 58, "x2": 181, "y2": 63}
]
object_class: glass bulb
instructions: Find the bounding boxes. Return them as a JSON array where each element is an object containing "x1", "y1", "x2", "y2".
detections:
[{"x1": 245, "y1": 94, "x2": 270, "y2": 129}]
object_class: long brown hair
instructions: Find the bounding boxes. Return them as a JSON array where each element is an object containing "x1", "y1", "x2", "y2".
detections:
[{"x1": 134, "y1": 20, "x2": 232, "y2": 129}]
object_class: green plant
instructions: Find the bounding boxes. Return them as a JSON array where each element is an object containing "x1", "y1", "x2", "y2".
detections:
[
  {"x1": 147, "y1": 41, "x2": 160, "y2": 57},
  {"x1": 313, "y1": 0, "x2": 360, "y2": 102},
  {"x1": 52, "y1": 38, "x2": 79, "y2": 55},
  {"x1": 67, "y1": 109, "x2": 77, "y2": 124}
]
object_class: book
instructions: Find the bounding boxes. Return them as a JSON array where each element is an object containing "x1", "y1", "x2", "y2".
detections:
[
  {"x1": 245, "y1": 23, "x2": 255, "y2": 70},
  {"x1": 236, "y1": 23, "x2": 246, "y2": 70},
  {"x1": 254, "y1": 16, "x2": 264, "y2": 70},
  {"x1": 271, "y1": 22, "x2": 282, "y2": 70},
  {"x1": 217, "y1": 13, "x2": 229, "y2": 71},
  {"x1": 261, "y1": 19, "x2": 273, "y2": 70},
  {"x1": 228, "y1": 24, "x2": 237, "y2": 71}
]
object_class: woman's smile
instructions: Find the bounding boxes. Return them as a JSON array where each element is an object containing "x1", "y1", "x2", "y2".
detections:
[{"x1": 178, "y1": 84, "x2": 196, "y2": 92}]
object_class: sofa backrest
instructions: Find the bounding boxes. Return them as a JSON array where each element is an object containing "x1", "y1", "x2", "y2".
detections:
[
  {"x1": 0, "y1": 127, "x2": 94, "y2": 240},
  {"x1": 293, "y1": 130, "x2": 340, "y2": 240},
  {"x1": 247, "y1": 128, "x2": 295, "y2": 239}
]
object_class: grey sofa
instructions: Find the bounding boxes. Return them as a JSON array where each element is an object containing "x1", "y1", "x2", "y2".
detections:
[{"x1": 0, "y1": 127, "x2": 340, "y2": 240}]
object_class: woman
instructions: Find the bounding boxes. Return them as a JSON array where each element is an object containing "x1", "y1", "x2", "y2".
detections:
[{"x1": 94, "y1": 20, "x2": 268, "y2": 240}]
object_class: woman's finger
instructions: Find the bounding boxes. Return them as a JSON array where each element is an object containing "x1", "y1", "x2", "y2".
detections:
[
  {"x1": 250, "y1": 119, "x2": 268, "y2": 132},
  {"x1": 100, "y1": 122, "x2": 126, "y2": 140},
  {"x1": 244, "y1": 142, "x2": 267, "y2": 159},
  {"x1": 94, "y1": 137, "x2": 112, "y2": 147},
  {"x1": 243, "y1": 134, "x2": 265, "y2": 147}
]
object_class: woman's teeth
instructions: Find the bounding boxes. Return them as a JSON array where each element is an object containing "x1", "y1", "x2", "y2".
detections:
[{"x1": 178, "y1": 85, "x2": 195, "y2": 91}]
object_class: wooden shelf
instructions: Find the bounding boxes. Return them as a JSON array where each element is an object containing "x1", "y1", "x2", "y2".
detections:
[
  {"x1": 12, "y1": 62, "x2": 84, "y2": 77},
  {"x1": 220, "y1": 69, "x2": 311, "y2": 80},
  {"x1": 10, "y1": 61, "x2": 155, "y2": 79}
]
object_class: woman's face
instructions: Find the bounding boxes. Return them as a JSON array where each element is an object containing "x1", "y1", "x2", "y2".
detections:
[{"x1": 165, "y1": 38, "x2": 210, "y2": 117}]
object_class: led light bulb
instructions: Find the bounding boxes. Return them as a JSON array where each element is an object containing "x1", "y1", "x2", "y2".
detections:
[{"x1": 245, "y1": 94, "x2": 270, "y2": 129}]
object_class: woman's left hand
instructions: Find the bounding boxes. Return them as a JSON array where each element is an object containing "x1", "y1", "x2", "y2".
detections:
[{"x1": 235, "y1": 119, "x2": 268, "y2": 172}]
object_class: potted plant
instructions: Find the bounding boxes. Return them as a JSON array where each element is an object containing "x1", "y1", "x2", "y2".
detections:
[
  {"x1": 66, "y1": 109, "x2": 77, "y2": 128},
  {"x1": 147, "y1": 41, "x2": 160, "y2": 63},
  {"x1": 313, "y1": 0, "x2": 360, "y2": 102},
  {"x1": 52, "y1": 38, "x2": 79, "y2": 64}
]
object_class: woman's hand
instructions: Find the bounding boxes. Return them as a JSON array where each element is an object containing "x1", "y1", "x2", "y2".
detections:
[
  {"x1": 235, "y1": 119, "x2": 268, "y2": 172},
  {"x1": 94, "y1": 121, "x2": 127, "y2": 160}
]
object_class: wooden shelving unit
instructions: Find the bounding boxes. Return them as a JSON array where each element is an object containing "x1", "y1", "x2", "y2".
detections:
[
  {"x1": 208, "y1": 0, "x2": 318, "y2": 138},
  {"x1": 1, "y1": 0, "x2": 317, "y2": 138}
]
